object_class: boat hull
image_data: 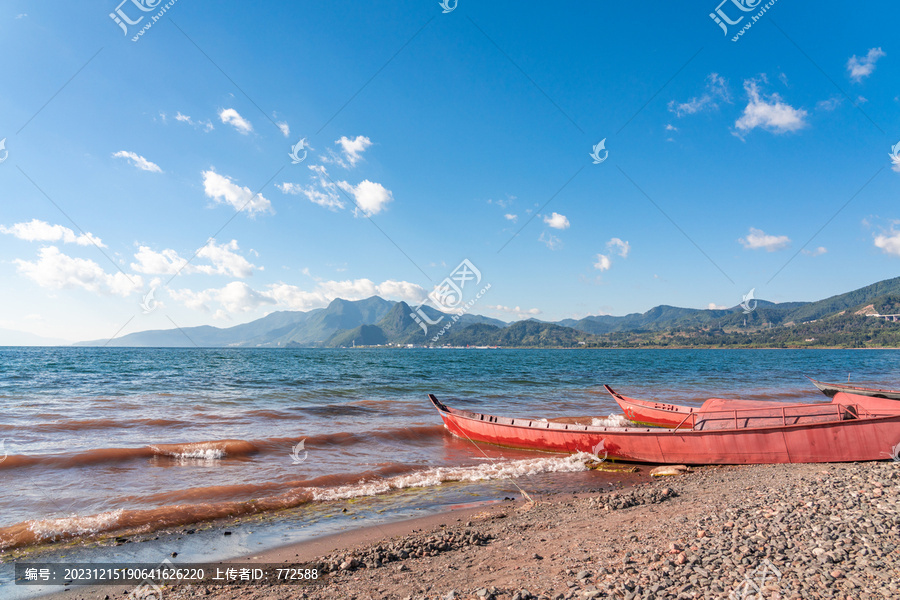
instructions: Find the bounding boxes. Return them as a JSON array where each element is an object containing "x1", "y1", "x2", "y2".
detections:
[
  {"x1": 429, "y1": 395, "x2": 900, "y2": 465},
  {"x1": 808, "y1": 376, "x2": 900, "y2": 400}
]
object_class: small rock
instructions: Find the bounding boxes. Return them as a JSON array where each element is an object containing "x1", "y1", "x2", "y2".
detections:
[{"x1": 650, "y1": 465, "x2": 692, "y2": 477}]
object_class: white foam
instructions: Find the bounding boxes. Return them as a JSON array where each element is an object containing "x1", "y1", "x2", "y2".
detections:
[
  {"x1": 151, "y1": 445, "x2": 226, "y2": 460},
  {"x1": 28, "y1": 509, "x2": 124, "y2": 541},
  {"x1": 591, "y1": 414, "x2": 632, "y2": 427},
  {"x1": 172, "y1": 448, "x2": 226, "y2": 460},
  {"x1": 310, "y1": 453, "x2": 593, "y2": 502}
]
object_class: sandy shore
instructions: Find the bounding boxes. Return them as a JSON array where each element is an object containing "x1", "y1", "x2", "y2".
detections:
[{"x1": 45, "y1": 461, "x2": 899, "y2": 600}]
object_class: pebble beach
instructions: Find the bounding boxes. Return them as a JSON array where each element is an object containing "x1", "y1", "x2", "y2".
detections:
[{"x1": 50, "y1": 459, "x2": 899, "y2": 600}]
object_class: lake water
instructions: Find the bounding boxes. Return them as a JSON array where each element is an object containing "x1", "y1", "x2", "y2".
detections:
[{"x1": 1, "y1": 347, "x2": 898, "y2": 595}]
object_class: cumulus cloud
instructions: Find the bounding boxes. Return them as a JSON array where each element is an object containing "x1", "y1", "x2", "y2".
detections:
[
  {"x1": 337, "y1": 179, "x2": 393, "y2": 217},
  {"x1": 707, "y1": 303, "x2": 727, "y2": 310},
  {"x1": 202, "y1": 170, "x2": 272, "y2": 216},
  {"x1": 194, "y1": 240, "x2": 258, "y2": 277},
  {"x1": 174, "y1": 278, "x2": 427, "y2": 314},
  {"x1": 335, "y1": 135, "x2": 372, "y2": 167},
  {"x1": 593, "y1": 254, "x2": 612, "y2": 271},
  {"x1": 504, "y1": 214, "x2": 518, "y2": 223},
  {"x1": 112, "y1": 151, "x2": 162, "y2": 173},
  {"x1": 131, "y1": 246, "x2": 186, "y2": 275},
  {"x1": 14, "y1": 246, "x2": 142, "y2": 296},
  {"x1": 607, "y1": 237, "x2": 630, "y2": 258},
  {"x1": 170, "y1": 281, "x2": 276, "y2": 313},
  {"x1": 277, "y1": 121, "x2": 290, "y2": 137},
  {"x1": 847, "y1": 48, "x2": 885, "y2": 82},
  {"x1": 739, "y1": 227, "x2": 790, "y2": 252},
  {"x1": 668, "y1": 73, "x2": 730, "y2": 117},
  {"x1": 218, "y1": 108, "x2": 253, "y2": 134},
  {"x1": 801, "y1": 246, "x2": 827, "y2": 257},
  {"x1": 1, "y1": 219, "x2": 104, "y2": 247},
  {"x1": 543, "y1": 212, "x2": 570, "y2": 230},
  {"x1": 734, "y1": 80, "x2": 807, "y2": 136},
  {"x1": 874, "y1": 230, "x2": 900, "y2": 256},
  {"x1": 591, "y1": 237, "x2": 630, "y2": 272},
  {"x1": 175, "y1": 112, "x2": 214, "y2": 132},
  {"x1": 131, "y1": 239, "x2": 258, "y2": 278}
]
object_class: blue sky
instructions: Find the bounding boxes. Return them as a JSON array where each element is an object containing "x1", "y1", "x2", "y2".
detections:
[{"x1": 1, "y1": 1, "x2": 899, "y2": 342}]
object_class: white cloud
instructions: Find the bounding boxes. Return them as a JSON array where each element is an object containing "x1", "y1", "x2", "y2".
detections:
[
  {"x1": 707, "y1": 303, "x2": 727, "y2": 310},
  {"x1": 194, "y1": 240, "x2": 258, "y2": 277},
  {"x1": 131, "y1": 239, "x2": 259, "y2": 278},
  {"x1": 665, "y1": 124, "x2": 678, "y2": 131},
  {"x1": 14, "y1": 246, "x2": 142, "y2": 296},
  {"x1": 131, "y1": 240, "x2": 258, "y2": 278},
  {"x1": 486, "y1": 304, "x2": 541, "y2": 319},
  {"x1": 606, "y1": 237, "x2": 630, "y2": 258},
  {"x1": 175, "y1": 112, "x2": 214, "y2": 132},
  {"x1": 816, "y1": 97, "x2": 842, "y2": 112},
  {"x1": 277, "y1": 121, "x2": 290, "y2": 137},
  {"x1": 847, "y1": 48, "x2": 885, "y2": 82},
  {"x1": 337, "y1": 179, "x2": 393, "y2": 217},
  {"x1": 488, "y1": 196, "x2": 515, "y2": 208},
  {"x1": 131, "y1": 246, "x2": 186, "y2": 275},
  {"x1": 734, "y1": 80, "x2": 807, "y2": 135},
  {"x1": 170, "y1": 281, "x2": 276, "y2": 313},
  {"x1": 504, "y1": 214, "x2": 518, "y2": 223},
  {"x1": 202, "y1": 170, "x2": 272, "y2": 216},
  {"x1": 174, "y1": 278, "x2": 427, "y2": 314},
  {"x1": 112, "y1": 151, "x2": 162, "y2": 173},
  {"x1": 593, "y1": 254, "x2": 611, "y2": 271},
  {"x1": 218, "y1": 108, "x2": 253, "y2": 134},
  {"x1": 277, "y1": 165, "x2": 344, "y2": 210},
  {"x1": 543, "y1": 212, "x2": 570, "y2": 230},
  {"x1": 1, "y1": 219, "x2": 104, "y2": 247},
  {"x1": 739, "y1": 227, "x2": 790, "y2": 252},
  {"x1": 875, "y1": 230, "x2": 900, "y2": 256},
  {"x1": 801, "y1": 246, "x2": 827, "y2": 257},
  {"x1": 668, "y1": 73, "x2": 730, "y2": 117},
  {"x1": 539, "y1": 232, "x2": 562, "y2": 250},
  {"x1": 335, "y1": 135, "x2": 372, "y2": 167},
  {"x1": 591, "y1": 238, "x2": 630, "y2": 272}
]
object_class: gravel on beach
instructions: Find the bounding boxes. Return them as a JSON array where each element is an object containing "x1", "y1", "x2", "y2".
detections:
[{"x1": 62, "y1": 461, "x2": 899, "y2": 600}]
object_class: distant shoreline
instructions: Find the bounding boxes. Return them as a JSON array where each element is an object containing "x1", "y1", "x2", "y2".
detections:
[{"x1": 3, "y1": 345, "x2": 900, "y2": 350}]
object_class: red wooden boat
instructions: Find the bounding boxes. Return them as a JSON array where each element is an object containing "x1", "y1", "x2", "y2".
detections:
[
  {"x1": 807, "y1": 376, "x2": 900, "y2": 400},
  {"x1": 428, "y1": 394, "x2": 900, "y2": 464},
  {"x1": 606, "y1": 385, "x2": 805, "y2": 428},
  {"x1": 608, "y1": 385, "x2": 900, "y2": 429}
]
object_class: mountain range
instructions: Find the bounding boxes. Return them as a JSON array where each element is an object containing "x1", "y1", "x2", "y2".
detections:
[{"x1": 71, "y1": 276, "x2": 900, "y2": 348}]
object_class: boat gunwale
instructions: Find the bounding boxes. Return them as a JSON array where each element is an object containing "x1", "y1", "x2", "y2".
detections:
[{"x1": 605, "y1": 384, "x2": 696, "y2": 415}]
